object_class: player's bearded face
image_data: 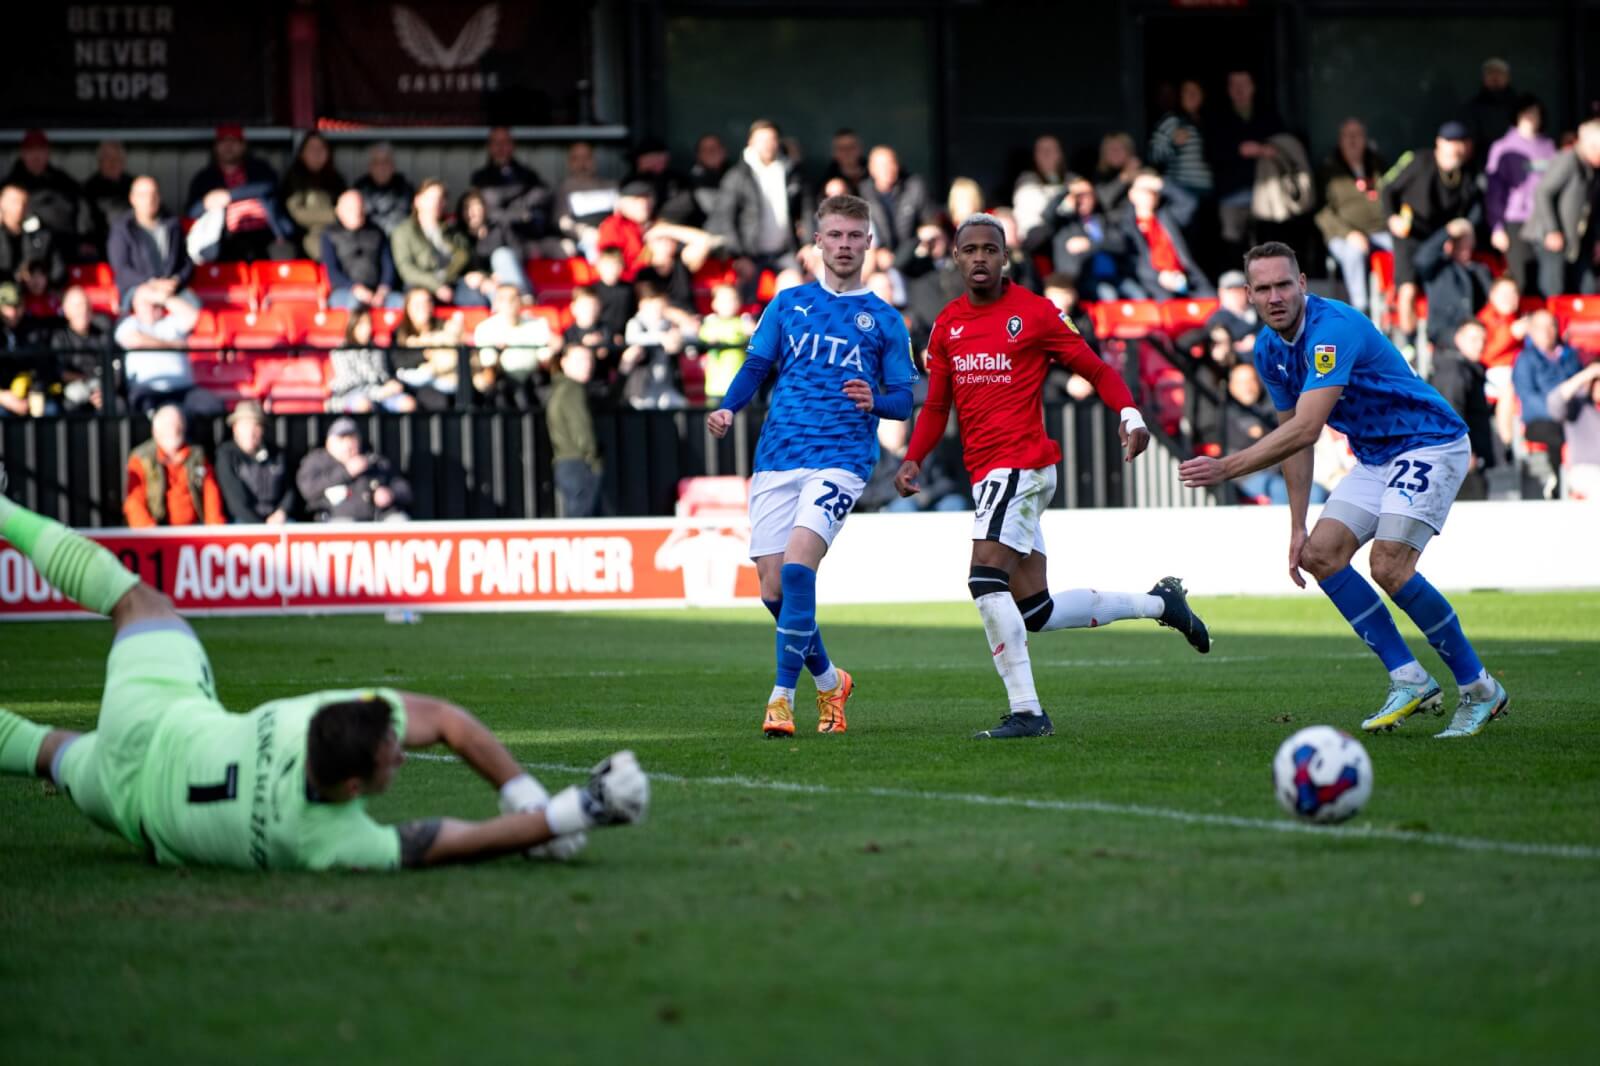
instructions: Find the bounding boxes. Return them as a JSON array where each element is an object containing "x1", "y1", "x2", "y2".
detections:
[
  {"x1": 1247, "y1": 258, "x2": 1305, "y2": 334},
  {"x1": 815, "y1": 215, "x2": 870, "y2": 280}
]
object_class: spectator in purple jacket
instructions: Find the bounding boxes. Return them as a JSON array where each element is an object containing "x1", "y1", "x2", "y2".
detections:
[{"x1": 1485, "y1": 95, "x2": 1556, "y2": 295}]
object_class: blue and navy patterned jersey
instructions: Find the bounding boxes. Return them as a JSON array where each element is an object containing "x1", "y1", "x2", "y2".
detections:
[
  {"x1": 1254, "y1": 294, "x2": 1466, "y2": 466},
  {"x1": 743, "y1": 281, "x2": 916, "y2": 479}
]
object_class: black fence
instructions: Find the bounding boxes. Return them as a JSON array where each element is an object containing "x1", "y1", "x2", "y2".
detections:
[{"x1": 0, "y1": 401, "x2": 1157, "y2": 525}]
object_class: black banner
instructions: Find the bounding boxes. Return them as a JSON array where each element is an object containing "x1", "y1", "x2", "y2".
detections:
[
  {"x1": 320, "y1": 1, "x2": 588, "y2": 125},
  {"x1": 0, "y1": 4, "x2": 277, "y2": 126}
]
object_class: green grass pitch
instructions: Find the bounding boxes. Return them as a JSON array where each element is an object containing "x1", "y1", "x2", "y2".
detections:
[{"x1": 3, "y1": 590, "x2": 1599, "y2": 1064}]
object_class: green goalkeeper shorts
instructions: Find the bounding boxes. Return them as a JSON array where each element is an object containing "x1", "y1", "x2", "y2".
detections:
[{"x1": 56, "y1": 620, "x2": 225, "y2": 848}]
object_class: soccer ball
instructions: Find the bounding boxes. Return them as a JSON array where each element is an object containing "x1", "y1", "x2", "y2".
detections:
[{"x1": 1272, "y1": 726, "x2": 1373, "y2": 824}]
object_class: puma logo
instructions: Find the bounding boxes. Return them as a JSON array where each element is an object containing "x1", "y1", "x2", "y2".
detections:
[{"x1": 794, "y1": 304, "x2": 812, "y2": 317}]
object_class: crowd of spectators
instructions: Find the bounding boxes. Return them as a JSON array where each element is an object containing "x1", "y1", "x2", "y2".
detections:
[{"x1": 4, "y1": 55, "x2": 1600, "y2": 508}]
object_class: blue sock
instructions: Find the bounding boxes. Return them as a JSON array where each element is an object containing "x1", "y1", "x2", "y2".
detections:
[
  {"x1": 1392, "y1": 573, "x2": 1484, "y2": 686},
  {"x1": 1318, "y1": 566, "x2": 1415, "y2": 671},
  {"x1": 773, "y1": 564, "x2": 818, "y2": 689},
  {"x1": 764, "y1": 592, "x2": 831, "y2": 677}
]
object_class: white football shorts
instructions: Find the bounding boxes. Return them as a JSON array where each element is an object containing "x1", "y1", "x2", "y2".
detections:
[
  {"x1": 747, "y1": 467, "x2": 866, "y2": 559},
  {"x1": 1321, "y1": 435, "x2": 1471, "y2": 548},
  {"x1": 970, "y1": 465, "x2": 1057, "y2": 555}
]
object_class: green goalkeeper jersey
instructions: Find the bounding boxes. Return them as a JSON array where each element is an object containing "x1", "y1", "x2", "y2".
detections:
[{"x1": 137, "y1": 688, "x2": 407, "y2": 871}]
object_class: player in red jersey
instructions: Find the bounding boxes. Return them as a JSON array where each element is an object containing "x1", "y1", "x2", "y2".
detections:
[{"x1": 895, "y1": 213, "x2": 1210, "y2": 739}]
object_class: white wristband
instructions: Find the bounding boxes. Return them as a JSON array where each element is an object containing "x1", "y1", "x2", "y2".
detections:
[
  {"x1": 1119, "y1": 407, "x2": 1147, "y2": 433},
  {"x1": 498, "y1": 773, "x2": 548, "y2": 814},
  {"x1": 544, "y1": 786, "x2": 595, "y2": 836}
]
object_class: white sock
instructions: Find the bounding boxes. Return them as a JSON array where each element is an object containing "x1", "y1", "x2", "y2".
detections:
[
  {"x1": 975, "y1": 591, "x2": 1041, "y2": 714},
  {"x1": 813, "y1": 665, "x2": 840, "y2": 692},
  {"x1": 1463, "y1": 669, "x2": 1494, "y2": 697},
  {"x1": 769, "y1": 685, "x2": 796, "y2": 706},
  {"x1": 1042, "y1": 589, "x2": 1164, "y2": 631},
  {"x1": 1389, "y1": 660, "x2": 1428, "y2": 684}
]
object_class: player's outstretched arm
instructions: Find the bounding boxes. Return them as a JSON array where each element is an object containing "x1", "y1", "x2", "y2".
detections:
[
  {"x1": 397, "y1": 691, "x2": 522, "y2": 788},
  {"x1": 397, "y1": 812, "x2": 556, "y2": 868},
  {"x1": 1275, "y1": 410, "x2": 1316, "y2": 588},
  {"x1": 1180, "y1": 387, "x2": 1340, "y2": 487},
  {"x1": 398, "y1": 751, "x2": 650, "y2": 868}
]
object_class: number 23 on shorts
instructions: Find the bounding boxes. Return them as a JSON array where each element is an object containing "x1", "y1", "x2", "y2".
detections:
[{"x1": 1387, "y1": 459, "x2": 1432, "y2": 494}]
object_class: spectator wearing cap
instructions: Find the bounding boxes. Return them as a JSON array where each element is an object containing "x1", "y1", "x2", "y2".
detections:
[
  {"x1": 215, "y1": 401, "x2": 294, "y2": 525},
  {"x1": 185, "y1": 124, "x2": 291, "y2": 262},
  {"x1": 390, "y1": 180, "x2": 486, "y2": 308},
  {"x1": 0, "y1": 183, "x2": 65, "y2": 293},
  {"x1": 1485, "y1": 96, "x2": 1555, "y2": 295},
  {"x1": 1206, "y1": 270, "x2": 1258, "y2": 353},
  {"x1": 0, "y1": 282, "x2": 48, "y2": 418},
  {"x1": 296, "y1": 417, "x2": 413, "y2": 522},
  {"x1": 280, "y1": 132, "x2": 347, "y2": 261},
  {"x1": 1381, "y1": 121, "x2": 1480, "y2": 349},
  {"x1": 1522, "y1": 119, "x2": 1600, "y2": 298},
  {"x1": 1462, "y1": 57, "x2": 1518, "y2": 154},
  {"x1": 82, "y1": 140, "x2": 132, "y2": 258},
  {"x1": 469, "y1": 126, "x2": 552, "y2": 250},
  {"x1": 1110, "y1": 170, "x2": 1212, "y2": 299},
  {"x1": 4, "y1": 130, "x2": 88, "y2": 259},
  {"x1": 323, "y1": 189, "x2": 403, "y2": 311},
  {"x1": 709, "y1": 119, "x2": 812, "y2": 281},
  {"x1": 123, "y1": 404, "x2": 225, "y2": 528},
  {"x1": 1315, "y1": 118, "x2": 1390, "y2": 317},
  {"x1": 1414, "y1": 217, "x2": 1492, "y2": 341},
  {"x1": 107, "y1": 176, "x2": 195, "y2": 311},
  {"x1": 863, "y1": 145, "x2": 931, "y2": 256},
  {"x1": 353, "y1": 143, "x2": 415, "y2": 235}
]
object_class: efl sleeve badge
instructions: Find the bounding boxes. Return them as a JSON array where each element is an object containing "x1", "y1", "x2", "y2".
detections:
[{"x1": 1314, "y1": 344, "x2": 1337, "y2": 374}]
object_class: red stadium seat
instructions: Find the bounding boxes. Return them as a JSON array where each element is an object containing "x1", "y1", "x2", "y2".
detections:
[
  {"x1": 678, "y1": 353, "x2": 706, "y2": 406},
  {"x1": 1159, "y1": 298, "x2": 1220, "y2": 336},
  {"x1": 253, "y1": 260, "x2": 327, "y2": 307},
  {"x1": 1518, "y1": 295, "x2": 1546, "y2": 316},
  {"x1": 189, "y1": 352, "x2": 254, "y2": 404},
  {"x1": 67, "y1": 262, "x2": 119, "y2": 314},
  {"x1": 270, "y1": 302, "x2": 322, "y2": 345},
  {"x1": 1094, "y1": 299, "x2": 1163, "y2": 339},
  {"x1": 191, "y1": 261, "x2": 256, "y2": 309},
  {"x1": 755, "y1": 270, "x2": 778, "y2": 304},
  {"x1": 1547, "y1": 295, "x2": 1600, "y2": 329},
  {"x1": 528, "y1": 304, "x2": 569, "y2": 333},
  {"x1": 528, "y1": 257, "x2": 597, "y2": 302},
  {"x1": 303, "y1": 308, "x2": 350, "y2": 348},
  {"x1": 218, "y1": 308, "x2": 294, "y2": 349},
  {"x1": 186, "y1": 308, "x2": 229, "y2": 349},
  {"x1": 371, "y1": 307, "x2": 406, "y2": 347},
  {"x1": 439, "y1": 306, "x2": 490, "y2": 337},
  {"x1": 252, "y1": 354, "x2": 331, "y2": 410},
  {"x1": 23, "y1": 292, "x2": 60, "y2": 319},
  {"x1": 1564, "y1": 318, "x2": 1600, "y2": 357},
  {"x1": 691, "y1": 257, "x2": 737, "y2": 295}
]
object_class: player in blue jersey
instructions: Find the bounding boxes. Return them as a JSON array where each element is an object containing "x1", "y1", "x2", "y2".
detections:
[
  {"x1": 708, "y1": 194, "x2": 917, "y2": 737},
  {"x1": 1179, "y1": 242, "x2": 1508, "y2": 738}
]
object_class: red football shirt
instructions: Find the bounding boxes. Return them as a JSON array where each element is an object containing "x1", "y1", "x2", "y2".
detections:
[{"x1": 906, "y1": 282, "x2": 1135, "y2": 483}]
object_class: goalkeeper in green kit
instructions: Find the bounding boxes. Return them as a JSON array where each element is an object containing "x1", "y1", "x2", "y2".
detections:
[{"x1": 0, "y1": 470, "x2": 649, "y2": 871}]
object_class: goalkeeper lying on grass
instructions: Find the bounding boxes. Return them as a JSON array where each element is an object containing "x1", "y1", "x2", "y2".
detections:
[{"x1": 0, "y1": 469, "x2": 648, "y2": 870}]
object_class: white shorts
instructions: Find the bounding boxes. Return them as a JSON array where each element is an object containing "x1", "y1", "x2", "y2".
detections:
[
  {"x1": 748, "y1": 468, "x2": 866, "y2": 559},
  {"x1": 971, "y1": 466, "x2": 1057, "y2": 555},
  {"x1": 1321, "y1": 436, "x2": 1471, "y2": 548}
]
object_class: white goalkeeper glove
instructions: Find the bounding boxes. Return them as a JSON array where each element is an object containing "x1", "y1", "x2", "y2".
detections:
[
  {"x1": 544, "y1": 751, "x2": 650, "y2": 835},
  {"x1": 498, "y1": 772, "x2": 588, "y2": 862}
]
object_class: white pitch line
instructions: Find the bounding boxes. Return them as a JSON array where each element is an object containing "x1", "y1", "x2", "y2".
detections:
[{"x1": 407, "y1": 753, "x2": 1600, "y2": 862}]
